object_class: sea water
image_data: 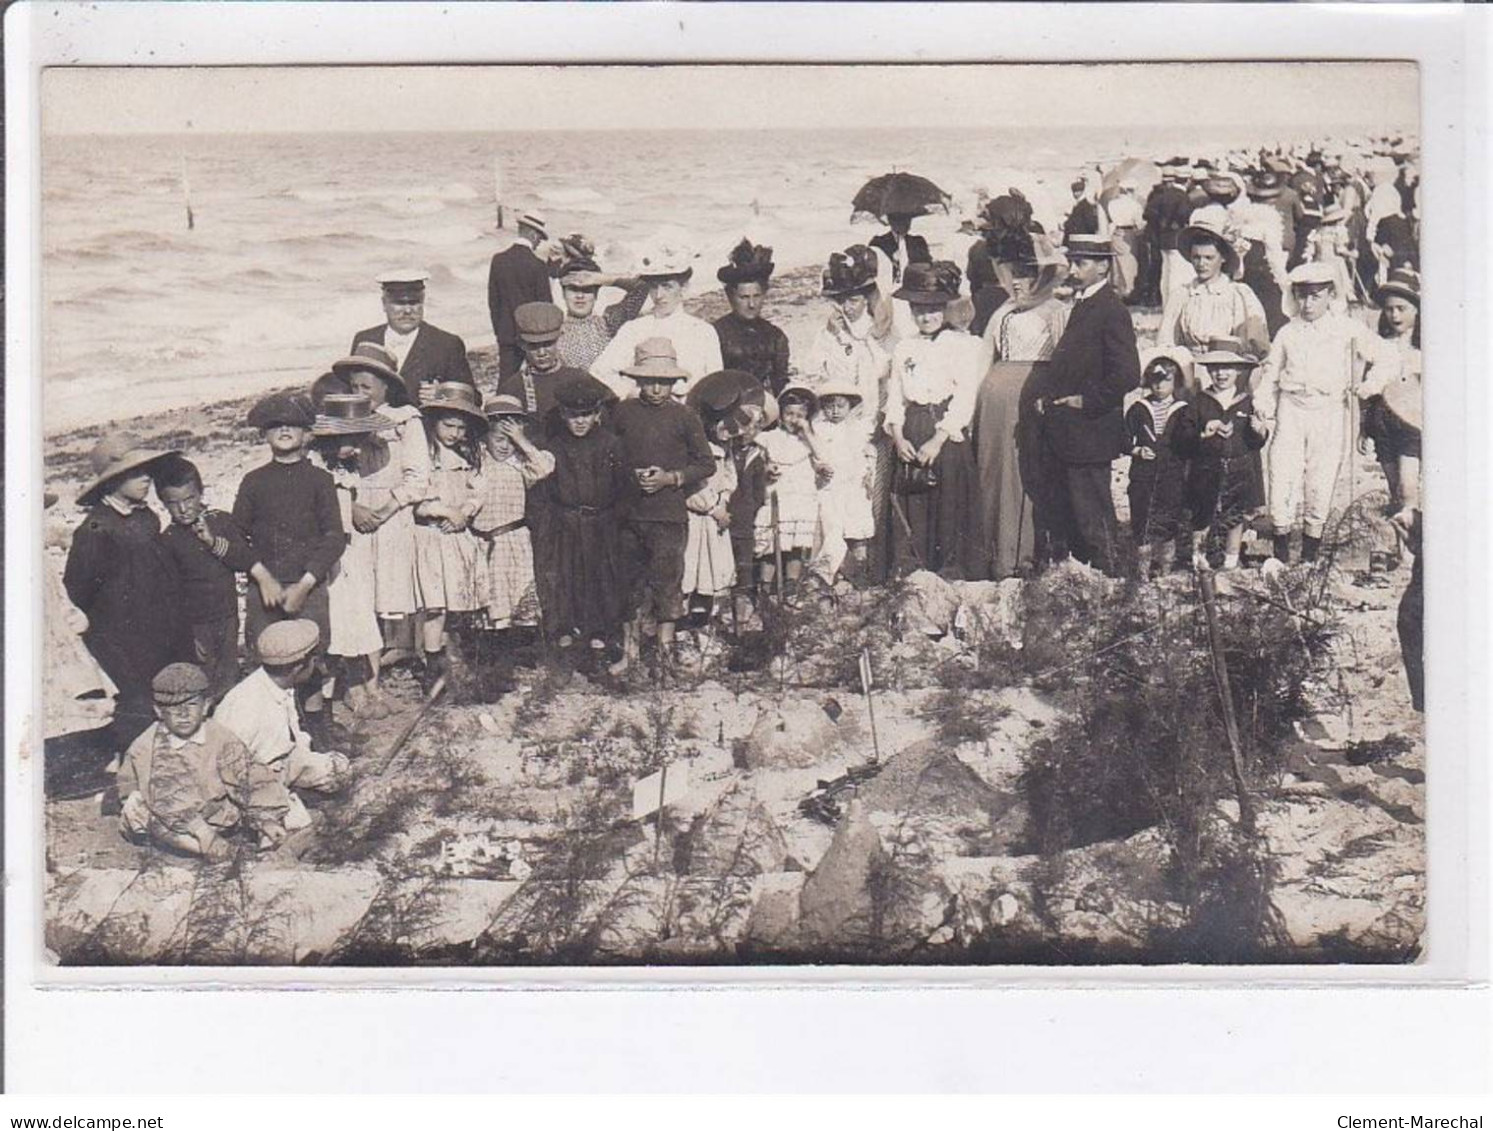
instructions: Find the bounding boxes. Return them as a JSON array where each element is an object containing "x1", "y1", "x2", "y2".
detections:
[{"x1": 41, "y1": 125, "x2": 1362, "y2": 432}]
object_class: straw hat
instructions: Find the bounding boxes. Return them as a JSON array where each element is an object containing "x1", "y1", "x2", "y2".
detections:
[
  {"x1": 619, "y1": 338, "x2": 691, "y2": 382},
  {"x1": 1287, "y1": 262, "x2": 1338, "y2": 290},
  {"x1": 778, "y1": 383, "x2": 819, "y2": 413},
  {"x1": 1194, "y1": 337, "x2": 1263, "y2": 368},
  {"x1": 331, "y1": 342, "x2": 410, "y2": 407},
  {"x1": 483, "y1": 393, "x2": 528, "y2": 420},
  {"x1": 76, "y1": 433, "x2": 181, "y2": 506},
  {"x1": 636, "y1": 246, "x2": 697, "y2": 280},
  {"x1": 1376, "y1": 266, "x2": 1420, "y2": 307},
  {"x1": 1177, "y1": 207, "x2": 1241, "y2": 276},
  {"x1": 312, "y1": 393, "x2": 399, "y2": 437},
  {"x1": 814, "y1": 378, "x2": 863, "y2": 406},
  {"x1": 420, "y1": 381, "x2": 488, "y2": 427},
  {"x1": 1063, "y1": 233, "x2": 1118, "y2": 260},
  {"x1": 516, "y1": 211, "x2": 548, "y2": 239}
]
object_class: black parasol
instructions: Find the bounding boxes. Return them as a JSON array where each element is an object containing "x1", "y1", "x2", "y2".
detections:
[{"x1": 851, "y1": 172, "x2": 951, "y2": 222}]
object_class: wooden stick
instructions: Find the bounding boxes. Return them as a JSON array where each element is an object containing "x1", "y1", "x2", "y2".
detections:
[
  {"x1": 376, "y1": 674, "x2": 447, "y2": 777},
  {"x1": 771, "y1": 489, "x2": 784, "y2": 600},
  {"x1": 492, "y1": 157, "x2": 505, "y2": 229},
  {"x1": 652, "y1": 761, "x2": 669, "y2": 870},
  {"x1": 1196, "y1": 570, "x2": 1255, "y2": 833},
  {"x1": 859, "y1": 648, "x2": 882, "y2": 764},
  {"x1": 179, "y1": 154, "x2": 195, "y2": 231}
]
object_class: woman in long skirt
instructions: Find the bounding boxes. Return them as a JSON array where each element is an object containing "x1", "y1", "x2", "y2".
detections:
[
  {"x1": 974, "y1": 241, "x2": 1068, "y2": 578},
  {"x1": 883, "y1": 262, "x2": 985, "y2": 579}
]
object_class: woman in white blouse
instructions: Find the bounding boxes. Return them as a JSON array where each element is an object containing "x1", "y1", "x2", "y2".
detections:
[
  {"x1": 1157, "y1": 206, "x2": 1269, "y2": 390},
  {"x1": 973, "y1": 243, "x2": 1069, "y2": 578},
  {"x1": 884, "y1": 261, "x2": 985, "y2": 578}
]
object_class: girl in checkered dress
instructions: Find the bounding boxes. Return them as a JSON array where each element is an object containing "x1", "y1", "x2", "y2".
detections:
[{"x1": 472, "y1": 396, "x2": 554, "y2": 633}]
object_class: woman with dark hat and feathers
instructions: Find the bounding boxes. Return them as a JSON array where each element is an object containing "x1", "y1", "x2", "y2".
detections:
[{"x1": 713, "y1": 238, "x2": 792, "y2": 396}]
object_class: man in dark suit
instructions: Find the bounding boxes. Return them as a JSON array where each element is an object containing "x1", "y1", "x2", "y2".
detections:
[
  {"x1": 1062, "y1": 177, "x2": 1100, "y2": 239},
  {"x1": 351, "y1": 270, "x2": 473, "y2": 406},
  {"x1": 487, "y1": 211, "x2": 555, "y2": 380},
  {"x1": 869, "y1": 212, "x2": 931, "y2": 285},
  {"x1": 1031, "y1": 233, "x2": 1141, "y2": 576}
]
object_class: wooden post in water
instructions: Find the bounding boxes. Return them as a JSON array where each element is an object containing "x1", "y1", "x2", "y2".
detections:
[
  {"x1": 179, "y1": 154, "x2": 195, "y2": 231},
  {"x1": 1196, "y1": 570, "x2": 1256, "y2": 833},
  {"x1": 492, "y1": 157, "x2": 505, "y2": 229}
]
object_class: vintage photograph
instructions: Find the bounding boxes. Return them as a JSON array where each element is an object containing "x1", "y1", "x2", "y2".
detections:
[{"x1": 37, "y1": 62, "x2": 1425, "y2": 968}]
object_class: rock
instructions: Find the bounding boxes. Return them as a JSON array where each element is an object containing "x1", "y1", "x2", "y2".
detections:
[
  {"x1": 992, "y1": 892, "x2": 1021, "y2": 925},
  {"x1": 741, "y1": 699, "x2": 845, "y2": 770},
  {"x1": 897, "y1": 570, "x2": 960, "y2": 637},
  {"x1": 682, "y1": 784, "x2": 790, "y2": 878},
  {"x1": 743, "y1": 873, "x2": 806, "y2": 951},
  {"x1": 798, "y1": 799, "x2": 888, "y2": 949},
  {"x1": 856, "y1": 740, "x2": 1028, "y2": 857},
  {"x1": 949, "y1": 578, "x2": 1026, "y2": 649}
]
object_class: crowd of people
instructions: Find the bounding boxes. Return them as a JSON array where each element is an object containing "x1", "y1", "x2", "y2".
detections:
[{"x1": 56, "y1": 140, "x2": 1424, "y2": 858}]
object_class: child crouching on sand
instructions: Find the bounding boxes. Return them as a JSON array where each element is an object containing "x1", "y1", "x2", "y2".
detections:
[{"x1": 117, "y1": 663, "x2": 276, "y2": 858}]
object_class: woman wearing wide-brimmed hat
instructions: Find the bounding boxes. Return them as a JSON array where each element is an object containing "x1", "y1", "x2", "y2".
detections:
[
  {"x1": 883, "y1": 260, "x2": 985, "y2": 578},
  {"x1": 1157, "y1": 205, "x2": 1270, "y2": 379},
  {"x1": 972, "y1": 232, "x2": 1070, "y2": 578},
  {"x1": 62, "y1": 433, "x2": 189, "y2": 746},
  {"x1": 591, "y1": 243, "x2": 724, "y2": 400},
  {"x1": 329, "y1": 342, "x2": 432, "y2": 667},
  {"x1": 307, "y1": 393, "x2": 399, "y2": 719}
]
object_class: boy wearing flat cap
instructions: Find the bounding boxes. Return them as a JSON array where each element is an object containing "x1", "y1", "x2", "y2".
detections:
[
  {"x1": 214, "y1": 621, "x2": 351, "y2": 847},
  {"x1": 608, "y1": 339, "x2": 716, "y2": 675},
  {"x1": 64, "y1": 433, "x2": 192, "y2": 749},
  {"x1": 351, "y1": 269, "x2": 473, "y2": 406},
  {"x1": 1256, "y1": 262, "x2": 1398, "y2": 563},
  {"x1": 232, "y1": 393, "x2": 345, "y2": 744},
  {"x1": 495, "y1": 301, "x2": 592, "y2": 432},
  {"x1": 117, "y1": 663, "x2": 275, "y2": 858}
]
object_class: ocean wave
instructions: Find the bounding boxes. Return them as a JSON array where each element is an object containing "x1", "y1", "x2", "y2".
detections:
[
  {"x1": 284, "y1": 181, "x2": 480, "y2": 206},
  {"x1": 537, "y1": 186, "x2": 617, "y2": 215},
  {"x1": 267, "y1": 230, "x2": 370, "y2": 250}
]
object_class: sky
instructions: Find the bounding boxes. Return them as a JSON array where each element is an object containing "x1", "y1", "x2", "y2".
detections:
[{"x1": 41, "y1": 62, "x2": 1420, "y2": 137}]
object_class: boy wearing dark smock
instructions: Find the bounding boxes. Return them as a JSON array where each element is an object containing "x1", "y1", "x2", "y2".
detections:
[
  {"x1": 63, "y1": 434, "x2": 190, "y2": 747},
  {"x1": 607, "y1": 338, "x2": 715, "y2": 675},
  {"x1": 154, "y1": 457, "x2": 257, "y2": 702}
]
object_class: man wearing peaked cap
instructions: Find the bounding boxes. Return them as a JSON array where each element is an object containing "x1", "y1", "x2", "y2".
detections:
[
  {"x1": 495, "y1": 301, "x2": 593, "y2": 430},
  {"x1": 489, "y1": 214, "x2": 555, "y2": 381},
  {"x1": 351, "y1": 268, "x2": 473, "y2": 406}
]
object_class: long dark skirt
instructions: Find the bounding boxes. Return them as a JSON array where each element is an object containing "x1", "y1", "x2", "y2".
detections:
[
  {"x1": 545, "y1": 506, "x2": 624, "y2": 639},
  {"x1": 1186, "y1": 453, "x2": 1265, "y2": 532},
  {"x1": 888, "y1": 401, "x2": 977, "y2": 579},
  {"x1": 1127, "y1": 454, "x2": 1188, "y2": 547},
  {"x1": 973, "y1": 360, "x2": 1039, "y2": 579}
]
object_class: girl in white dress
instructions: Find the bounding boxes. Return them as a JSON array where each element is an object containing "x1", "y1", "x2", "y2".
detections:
[
  {"x1": 413, "y1": 382, "x2": 488, "y2": 687},
  {"x1": 681, "y1": 429, "x2": 738, "y2": 617},
  {"x1": 309, "y1": 393, "x2": 398, "y2": 720},
  {"x1": 753, "y1": 386, "x2": 826, "y2": 594},
  {"x1": 809, "y1": 381, "x2": 876, "y2": 586}
]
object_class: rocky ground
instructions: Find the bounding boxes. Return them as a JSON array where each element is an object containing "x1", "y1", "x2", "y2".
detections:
[
  {"x1": 44, "y1": 557, "x2": 1423, "y2": 967},
  {"x1": 40, "y1": 285, "x2": 1421, "y2": 967}
]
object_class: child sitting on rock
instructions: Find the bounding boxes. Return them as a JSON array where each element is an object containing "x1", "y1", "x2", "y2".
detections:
[{"x1": 117, "y1": 663, "x2": 275, "y2": 858}]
